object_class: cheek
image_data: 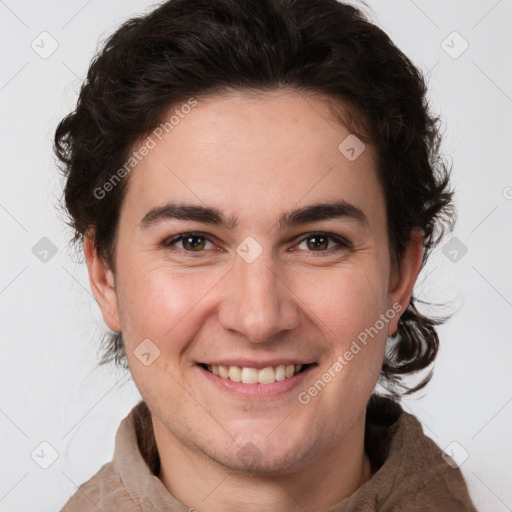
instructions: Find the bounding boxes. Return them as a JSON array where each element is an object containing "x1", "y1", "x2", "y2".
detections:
[
  {"x1": 116, "y1": 266, "x2": 211, "y2": 397},
  {"x1": 115, "y1": 263, "x2": 210, "y2": 348},
  {"x1": 295, "y1": 264, "x2": 388, "y2": 337},
  {"x1": 295, "y1": 264, "x2": 390, "y2": 392}
]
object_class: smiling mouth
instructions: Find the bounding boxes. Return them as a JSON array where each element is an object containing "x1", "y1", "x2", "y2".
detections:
[{"x1": 199, "y1": 363, "x2": 314, "y2": 384}]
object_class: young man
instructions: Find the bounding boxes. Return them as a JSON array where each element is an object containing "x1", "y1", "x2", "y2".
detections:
[{"x1": 56, "y1": 0, "x2": 477, "y2": 510}]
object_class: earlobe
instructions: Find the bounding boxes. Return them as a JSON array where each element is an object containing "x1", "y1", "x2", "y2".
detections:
[
  {"x1": 387, "y1": 227, "x2": 425, "y2": 336},
  {"x1": 84, "y1": 232, "x2": 122, "y2": 332}
]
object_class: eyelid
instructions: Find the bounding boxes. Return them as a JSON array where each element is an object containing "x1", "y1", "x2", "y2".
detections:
[
  {"x1": 294, "y1": 231, "x2": 352, "y2": 251},
  {"x1": 162, "y1": 231, "x2": 219, "y2": 254},
  {"x1": 161, "y1": 231, "x2": 352, "y2": 255}
]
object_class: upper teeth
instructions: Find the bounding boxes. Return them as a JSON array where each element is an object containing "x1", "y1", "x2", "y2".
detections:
[{"x1": 207, "y1": 364, "x2": 303, "y2": 384}]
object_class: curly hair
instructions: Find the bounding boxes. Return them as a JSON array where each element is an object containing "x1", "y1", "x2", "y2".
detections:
[{"x1": 54, "y1": 0, "x2": 456, "y2": 398}]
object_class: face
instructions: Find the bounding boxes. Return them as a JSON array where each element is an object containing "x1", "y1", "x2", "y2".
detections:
[{"x1": 86, "y1": 90, "x2": 422, "y2": 474}]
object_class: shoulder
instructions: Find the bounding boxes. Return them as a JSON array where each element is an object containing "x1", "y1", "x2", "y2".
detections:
[
  {"x1": 392, "y1": 413, "x2": 477, "y2": 511},
  {"x1": 59, "y1": 400, "x2": 153, "y2": 511},
  {"x1": 60, "y1": 462, "x2": 117, "y2": 511},
  {"x1": 363, "y1": 395, "x2": 477, "y2": 511}
]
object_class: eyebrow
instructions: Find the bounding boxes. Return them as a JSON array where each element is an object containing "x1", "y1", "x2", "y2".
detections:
[{"x1": 140, "y1": 200, "x2": 369, "y2": 230}]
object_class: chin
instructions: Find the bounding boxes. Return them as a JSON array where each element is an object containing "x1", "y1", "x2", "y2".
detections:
[
  {"x1": 214, "y1": 448, "x2": 305, "y2": 475},
  {"x1": 209, "y1": 431, "x2": 315, "y2": 475}
]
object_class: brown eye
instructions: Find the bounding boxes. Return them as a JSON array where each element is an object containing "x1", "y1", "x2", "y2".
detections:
[
  {"x1": 162, "y1": 232, "x2": 215, "y2": 253},
  {"x1": 295, "y1": 232, "x2": 352, "y2": 254},
  {"x1": 181, "y1": 235, "x2": 206, "y2": 251},
  {"x1": 306, "y1": 234, "x2": 329, "y2": 251}
]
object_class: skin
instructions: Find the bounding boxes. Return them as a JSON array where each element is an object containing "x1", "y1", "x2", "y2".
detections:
[{"x1": 85, "y1": 90, "x2": 424, "y2": 512}]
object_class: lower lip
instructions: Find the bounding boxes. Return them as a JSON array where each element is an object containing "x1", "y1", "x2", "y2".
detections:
[{"x1": 197, "y1": 364, "x2": 316, "y2": 399}]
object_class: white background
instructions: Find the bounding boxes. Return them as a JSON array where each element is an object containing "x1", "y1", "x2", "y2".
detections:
[{"x1": 0, "y1": 0, "x2": 511, "y2": 510}]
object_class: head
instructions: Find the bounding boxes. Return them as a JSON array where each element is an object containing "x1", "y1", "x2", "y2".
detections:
[{"x1": 55, "y1": 0, "x2": 455, "y2": 473}]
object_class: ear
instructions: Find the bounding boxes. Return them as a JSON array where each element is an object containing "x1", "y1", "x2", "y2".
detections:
[
  {"x1": 84, "y1": 231, "x2": 122, "y2": 332},
  {"x1": 387, "y1": 227, "x2": 424, "y2": 336}
]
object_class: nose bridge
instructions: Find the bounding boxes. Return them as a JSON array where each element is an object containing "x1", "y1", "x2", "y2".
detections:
[{"x1": 219, "y1": 249, "x2": 299, "y2": 342}]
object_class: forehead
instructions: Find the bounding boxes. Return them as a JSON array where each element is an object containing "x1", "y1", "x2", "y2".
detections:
[{"x1": 119, "y1": 90, "x2": 385, "y2": 232}]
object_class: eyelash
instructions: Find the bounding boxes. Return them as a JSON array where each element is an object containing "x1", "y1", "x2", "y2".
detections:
[{"x1": 161, "y1": 231, "x2": 352, "y2": 257}]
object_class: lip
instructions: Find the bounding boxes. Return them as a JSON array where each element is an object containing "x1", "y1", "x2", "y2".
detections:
[
  {"x1": 199, "y1": 359, "x2": 314, "y2": 368},
  {"x1": 197, "y1": 363, "x2": 316, "y2": 399}
]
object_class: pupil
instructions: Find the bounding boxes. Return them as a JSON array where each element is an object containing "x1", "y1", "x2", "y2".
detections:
[
  {"x1": 309, "y1": 235, "x2": 327, "y2": 250},
  {"x1": 185, "y1": 236, "x2": 204, "y2": 250}
]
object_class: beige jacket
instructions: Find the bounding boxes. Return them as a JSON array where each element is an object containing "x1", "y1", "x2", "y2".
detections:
[{"x1": 60, "y1": 395, "x2": 477, "y2": 511}]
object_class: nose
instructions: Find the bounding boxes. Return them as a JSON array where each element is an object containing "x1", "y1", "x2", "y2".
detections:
[{"x1": 218, "y1": 248, "x2": 300, "y2": 343}]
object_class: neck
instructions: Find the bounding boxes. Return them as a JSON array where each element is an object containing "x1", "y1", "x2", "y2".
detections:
[{"x1": 153, "y1": 415, "x2": 373, "y2": 512}]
